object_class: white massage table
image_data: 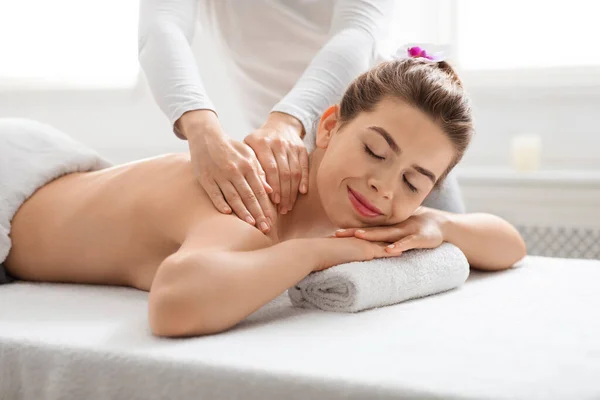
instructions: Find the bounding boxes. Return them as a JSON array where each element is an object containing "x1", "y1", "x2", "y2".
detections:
[{"x1": 1, "y1": 255, "x2": 599, "y2": 400}]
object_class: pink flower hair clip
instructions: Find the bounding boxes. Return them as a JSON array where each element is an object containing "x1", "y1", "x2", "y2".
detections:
[{"x1": 393, "y1": 44, "x2": 448, "y2": 63}]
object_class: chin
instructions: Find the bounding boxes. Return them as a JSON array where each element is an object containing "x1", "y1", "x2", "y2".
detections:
[
  {"x1": 321, "y1": 195, "x2": 368, "y2": 229},
  {"x1": 320, "y1": 204, "x2": 350, "y2": 228},
  {"x1": 328, "y1": 209, "x2": 367, "y2": 229},
  {"x1": 319, "y1": 184, "x2": 370, "y2": 228}
]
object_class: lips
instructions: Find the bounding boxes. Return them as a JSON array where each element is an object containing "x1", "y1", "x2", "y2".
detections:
[{"x1": 347, "y1": 187, "x2": 382, "y2": 217}]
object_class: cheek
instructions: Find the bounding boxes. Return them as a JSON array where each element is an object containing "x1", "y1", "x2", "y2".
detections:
[
  {"x1": 315, "y1": 163, "x2": 337, "y2": 208},
  {"x1": 317, "y1": 161, "x2": 361, "y2": 227},
  {"x1": 317, "y1": 149, "x2": 349, "y2": 187},
  {"x1": 391, "y1": 193, "x2": 428, "y2": 222},
  {"x1": 391, "y1": 207, "x2": 413, "y2": 223},
  {"x1": 316, "y1": 160, "x2": 337, "y2": 191}
]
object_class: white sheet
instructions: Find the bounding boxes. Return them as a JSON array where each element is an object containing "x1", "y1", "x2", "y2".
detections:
[{"x1": 1, "y1": 255, "x2": 599, "y2": 400}]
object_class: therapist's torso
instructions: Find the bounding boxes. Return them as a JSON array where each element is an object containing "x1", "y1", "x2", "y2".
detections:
[{"x1": 198, "y1": 0, "x2": 336, "y2": 129}]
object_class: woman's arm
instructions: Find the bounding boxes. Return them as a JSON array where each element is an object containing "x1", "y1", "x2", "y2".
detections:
[
  {"x1": 271, "y1": 0, "x2": 395, "y2": 136},
  {"x1": 148, "y1": 236, "x2": 388, "y2": 337},
  {"x1": 336, "y1": 208, "x2": 527, "y2": 272},
  {"x1": 138, "y1": 0, "x2": 214, "y2": 138},
  {"x1": 440, "y1": 211, "x2": 527, "y2": 271}
]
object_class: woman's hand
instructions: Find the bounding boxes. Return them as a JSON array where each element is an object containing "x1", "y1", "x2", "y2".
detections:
[
  {"x1": 180, "y1": 110, "x2": 274, "y2": 233},
  {"x1": 313, "y1": 236, "x2": 395, "y2": 272},
  {"x1": 244, "y1": 112, "x2": 309, "y2": 215},
  {"x1": 334, "y1": 207, "x2": 450, "y2": 255}
]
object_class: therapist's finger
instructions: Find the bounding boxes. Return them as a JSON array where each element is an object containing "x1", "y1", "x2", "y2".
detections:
[
  {"x1": 274, "y1": 150, "x2": 291, "y2": 214},
  {"x1": 286, "y1": 150, "x2": 302, "y2": 211},
  {"x1": 251, "y1": 145, "x2": 277, "y2": 199},
  {"x1": 202, "y1": 178, "x2": 232, "y2": 214},
  {"x1": 231, "y1": 174, "x2": 269, "y2": 232},
  {"x1": 218, "y1": 180, "x2": 255, "y2": 226},
  {"x1": 253, "y1": 157, "x2": 273, "y2": 194},
  {"x1": 245, "y1": 170, "x2": 273, "y2": 232},
  {"x1": 232, "y1": 171, "x2": 269, "y2": 230},
  {"x1": 298, "y1": 147, "x2": 309, "y2": 194},
  {"x1": 256, "y1": 148, "x2": 281, "y2": 205}
]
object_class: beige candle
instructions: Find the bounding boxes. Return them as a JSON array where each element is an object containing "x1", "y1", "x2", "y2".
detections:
[{"x1": 511, "y1": 134, "x2": 542, "y2": 171}]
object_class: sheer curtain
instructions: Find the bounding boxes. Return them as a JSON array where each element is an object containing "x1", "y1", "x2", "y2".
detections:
[
  {"x1": 382, "y1": 1, "x2": 599, "y2": 74},
  {"x1": 4, "y1": 1, "x2": 597, "y2": 89},
  {"x1": 0, "y1": 0, "x2": 139, "y2": 89},
  {"x1": 456, "y1": 0, "x2": 600, "y2": 70}
]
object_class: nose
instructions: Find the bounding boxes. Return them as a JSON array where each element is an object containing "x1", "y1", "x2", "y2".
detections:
[{"x1": 367, "y1": 176, "x2": 393, "y2": 200}]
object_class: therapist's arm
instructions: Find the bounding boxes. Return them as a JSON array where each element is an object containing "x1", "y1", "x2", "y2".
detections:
[
  {"x1": 138, "y1": 0, "x2": 274, "y2": 232},
  {"x1": 245, "y1": 0, "x2": 394, "y2": 214},
  {"x1": 138, "y1": 0, "x2": 215, "y2": 138},
  {"x1": 270, "y1": 0, "x2": 395, "y2": 136}
]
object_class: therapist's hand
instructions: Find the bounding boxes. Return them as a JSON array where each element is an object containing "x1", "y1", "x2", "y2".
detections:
[
  {"x1": 244, "y1": 112, "x2": 309, "y2": 215},
  {"x1": 178, "y1": 110, "x2": 273, "y2": 233}
]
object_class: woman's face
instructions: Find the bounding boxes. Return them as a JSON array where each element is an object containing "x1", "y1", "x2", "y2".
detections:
[{"x1": 315, "y1": 97, "x2": 456, "y2": 228}]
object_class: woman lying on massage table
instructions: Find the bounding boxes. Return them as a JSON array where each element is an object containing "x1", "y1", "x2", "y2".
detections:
[{"x1": 4, "y1": 57, "x2": 526, "y2": 337}]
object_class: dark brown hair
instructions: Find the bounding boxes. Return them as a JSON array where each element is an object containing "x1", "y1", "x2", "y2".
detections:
[{"x1": 339, "y1": 58, "x2": 473, "y2": 185}]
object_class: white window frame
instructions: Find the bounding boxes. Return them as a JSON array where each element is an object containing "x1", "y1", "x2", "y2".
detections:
[
  {"x1": 0, "y1": 73, "x2": 144, "y2": 93},
  {"x1": 0, "y1": 1, "x2": 143, "y2": 93},
  {"x1": 428, "y1": 0, "x2": 600, "y2": 95}
]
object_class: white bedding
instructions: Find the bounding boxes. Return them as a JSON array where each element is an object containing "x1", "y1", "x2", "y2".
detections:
[{"x1": 1, "y1": 255, "x2": 599, "y2": 400}]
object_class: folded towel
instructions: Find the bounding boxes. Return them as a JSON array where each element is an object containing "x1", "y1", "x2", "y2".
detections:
[
  {"x1": 0, "y1": 118, "x2": 111, "y2": 272},
  {"x1": 288, "y1": 242, "x2": 469, "y2": 312}
]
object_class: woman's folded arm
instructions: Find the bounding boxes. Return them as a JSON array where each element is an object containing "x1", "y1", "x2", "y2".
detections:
[
  {"x1": 440, "y1": 211, "x2": 527, "y2": 271},
  {"x1": 148, "y1": 238, "x2": 323, "y2": 337},
  {"x1": 148, "y1": 233, "x2": 392, "y2": 337}
]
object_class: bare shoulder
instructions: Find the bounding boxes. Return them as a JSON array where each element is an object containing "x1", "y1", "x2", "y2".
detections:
[
  {"x1": 125, "y1": 153, "x2": 276, "y2": 254},
  {"x1": 181, "y1": 212, "x2": 275, "y2": 254},
  {"x1": 150, "y1": 154, "x2": 277, "y2": 252}
]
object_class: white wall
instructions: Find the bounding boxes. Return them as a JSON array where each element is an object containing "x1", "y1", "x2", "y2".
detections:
[
  {"x1": 0, "y1": 32, "x2": 250, "y2": 164},
  {"x1": 462, "y1": 85, "x2": 600, "y2": 170}
]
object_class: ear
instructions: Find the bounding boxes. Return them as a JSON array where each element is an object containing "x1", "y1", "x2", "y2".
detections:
[{"x1": 315, "y1": 105, "x2": 340, "y2": 149}]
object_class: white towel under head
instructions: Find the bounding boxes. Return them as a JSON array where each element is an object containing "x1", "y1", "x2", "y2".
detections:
[{"x1": 288, "y1": 242, "x2": 469, "y2": 312}]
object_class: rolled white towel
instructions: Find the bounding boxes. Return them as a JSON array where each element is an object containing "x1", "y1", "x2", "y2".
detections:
[{"x1": 288, "y1": 242, "x2": 469, "y2": 312}]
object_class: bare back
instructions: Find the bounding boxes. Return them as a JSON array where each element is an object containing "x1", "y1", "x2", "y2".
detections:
[{"x1": 5, "y1": 153, "x2": 274, "y2": 290}]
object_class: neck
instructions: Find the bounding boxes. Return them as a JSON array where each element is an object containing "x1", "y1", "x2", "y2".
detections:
[{"x1": 277, "y1": 149, "x2": 336, "y2": 241}]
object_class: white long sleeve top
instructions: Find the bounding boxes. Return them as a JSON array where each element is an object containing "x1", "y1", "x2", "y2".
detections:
[{"x1": 138, "y1": 0, "x2": 393, "y2": 138}]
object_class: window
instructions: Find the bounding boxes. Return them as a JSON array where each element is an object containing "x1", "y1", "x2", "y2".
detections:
[
  {"x1": 380, "y1": 2, "x2": 449, "y2": 58},
  {"x1": 0, "y1": 0, "x2": 139, "y2": 89},
  {"x1": 382, "y1": 0, "x2": 600, "y2": 85},
  {"x1": 456, "y1": 0, "x2": 600, "y2": 70}
]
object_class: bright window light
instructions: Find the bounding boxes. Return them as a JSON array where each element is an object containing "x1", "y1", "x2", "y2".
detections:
[
  {"x1": 0, "y1": 0, "x2": 139, "y2": 88},
  {"x1": 457, "y1": 0, "x2": 600, "y2": 70},
  {"x1": 379, "y1": 2, "x2": 440, "y2": 57}
]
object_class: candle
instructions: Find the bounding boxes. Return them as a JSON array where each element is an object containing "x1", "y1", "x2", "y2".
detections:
[{"x1": 511, "y1": 134, "x2": 542, "y2": 171}]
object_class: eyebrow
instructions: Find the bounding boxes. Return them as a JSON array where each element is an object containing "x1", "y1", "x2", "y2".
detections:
[
  {"x1": 368, "y1": 126, "x2": 399, "y2": 154},
  {"x1": 413, "y1": 165, "x2": 437, "y2": 184},
  {"x1": 368, "y1": 125, "x2": 437, "y2": 184}
]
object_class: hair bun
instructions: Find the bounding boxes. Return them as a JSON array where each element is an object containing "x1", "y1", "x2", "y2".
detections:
[
  {"x1": 436, "y1": 60, "x2": 463, "y2": 88},
  {"x1": 393, "y1": 44, "x2": 463, "y2": 88}
]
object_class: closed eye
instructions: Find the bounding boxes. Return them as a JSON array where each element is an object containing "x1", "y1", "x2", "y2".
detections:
[
  {"x1": 364, "y1": 143, "x2": 418, "y2": 192},
  {"x1": 403, "y1": 176, "x2": 418, "y2": 193},
  {"x1": 364, "y1": 144, "x2": 385, "y2": 160}
]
